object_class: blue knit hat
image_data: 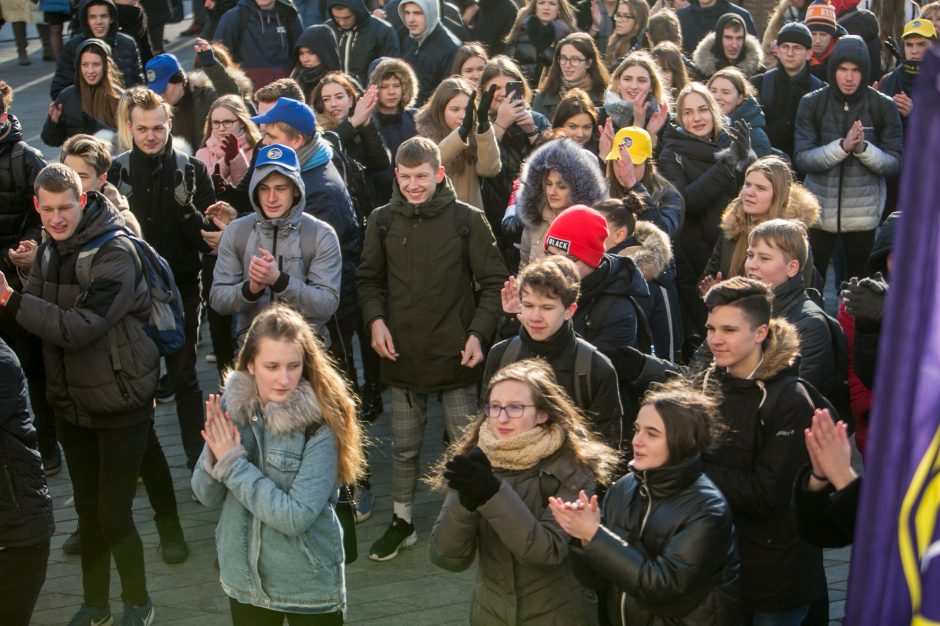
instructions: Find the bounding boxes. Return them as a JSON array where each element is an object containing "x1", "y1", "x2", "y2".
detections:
[{"x1": 250, "y1": 97, "x2": 317, "y2": 136}]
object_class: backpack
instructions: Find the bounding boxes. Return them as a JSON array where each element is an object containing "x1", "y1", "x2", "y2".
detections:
[
  {"x1": 231, "y1": 0, "x2": 301, "y2": 61},
  {"x1": 228, "y1": 212, "x2": 323, "y2": 276},
  {"x1": 43, "y1": 229, "x2": 186, "y2": 356},
  {"x1": 757, "y1": 374, "x2": 841, "y2": 441},
  {"x1": 321, "y1": 130, "x2": 376, "y2": 227},
  {"x1": 820, "y1": 310, "x2": 853, "y2": 432},
  {"x1": 581, "y1": 293, "x2": 654, "y2": 356},
  {"x1": 111, "y1": 150, "x2": 190, "y2": 200},
  {"x1": 372, "y1": 202, "x2": 472, "y2": 278},
  {"x1": 757, "y1": 68, "x2": 824, "y2": 111},
  {"x1": 499, "y1": 335, "x2": 597, "y2": 409}
]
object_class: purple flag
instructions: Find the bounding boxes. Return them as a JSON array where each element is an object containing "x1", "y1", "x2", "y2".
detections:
[{"x1": 845, "y1": 48, "x2": 940, "y2": 624}]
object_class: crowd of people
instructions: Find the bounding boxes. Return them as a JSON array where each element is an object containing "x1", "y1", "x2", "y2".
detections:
[{"x1": 0, "y1": 0, "x2": 931, "y2": 622}]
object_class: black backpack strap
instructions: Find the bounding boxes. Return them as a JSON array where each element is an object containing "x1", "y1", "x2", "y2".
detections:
[
  {"x1": 627, "y1": 296, "x2": 654, "y2": 356},
  {"x1": 581, "y1": 294, "x2": 618, "y2": 343},
  {"x1": 11, "y1": 141, "x2": 26, "y2": 191},
  {"x1": 374, "y1": 205, "x2": 392, "y2": 257},
  {"x1": 498, "y1": 336, "x2": 522, "y2": 370},
  {"x1": 573, "y1": 339, "x2": 595, "y2": 409}
]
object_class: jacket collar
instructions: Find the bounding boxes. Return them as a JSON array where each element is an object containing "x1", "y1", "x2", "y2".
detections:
[
  {"x1": 222, "y1": 370, "x2": 323, "y2": 436},
  {"x1": 389, "y1": 175, "x2": 457, "y2": 219},
  {"x1": 632, "y1": 455, "x2": 704, "y2": 499}
]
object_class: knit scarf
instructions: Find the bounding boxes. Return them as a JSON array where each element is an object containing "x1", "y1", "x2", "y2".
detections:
[
  {"x1": 561, "y1": 74, "x2": 594, "y2": 98},
  {"x1": 477, "y1": 421, "x2": 565, "y2": 471}
]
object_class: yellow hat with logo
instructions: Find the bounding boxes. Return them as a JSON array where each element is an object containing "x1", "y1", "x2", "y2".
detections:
[
  {"x1": 902, "y1": 18, "x2": 937, "y2": 39},
  {"x1": 605, "y1": 127, "x2": 653, "y2": 164}
]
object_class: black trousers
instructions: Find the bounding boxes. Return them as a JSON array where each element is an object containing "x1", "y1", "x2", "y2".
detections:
[
  {"x1": 140, "y1": 419, "x2": 179, "y2": 520},
  {"x1": 165, "y1": 287, "x2": 204, "y2": 471},
  {"x1": 229, "y1": 598, "x2": 343, "y2": 626},
  {"x1": 809, "y1": 228, "x2": 877, "y2": 286},
  {"x1": 0, "y1": 540, "x2": 50, "y2": 626},
  {"x1": 60, "y1": 418, "x2": 150, "y2": 608}
]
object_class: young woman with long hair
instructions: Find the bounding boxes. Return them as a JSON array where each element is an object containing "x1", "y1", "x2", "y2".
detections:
[
  {"x1": 651, "y1": 42, "x2": 691, "y2": 108},
  {"x1": 196, "y1": 95, "x2": 261, "y2": 188},
  {"x1": 604, "y1": 0, "x2": 650, "y2": 67},
  {"x1": 504, "y1": 0, "x2": 578, "y2": 88},
  {"x1": 550, "y1": 379, "x2": 740, "y2": 625},
  {"x1": 534, "y1": 32, "x2": 610, "y2": 121},
  {"x1": 452, "y1": 42, "x2": 490, "y2": 88},
  {"x1": 551, "y1": 87, "x2": 600, "y2": 155},
  {"x1": 416, "y1": 76, "x2": 501, "y2": 210},
  {"x1": 41, "y1": 39, "x2": 123, "y2": 147},
  {"x1": 429, "y1": 359, "x2": 620, "y2": 625},
  {"x1": 192, "y1": 304, "x2": 365, "y2": 625},
  {"x1": 707, "y1": 66, "x2": 773, "y2": 157},
  {"x1": 602, "y1": 51, "x2": 670, "y2": 150}
]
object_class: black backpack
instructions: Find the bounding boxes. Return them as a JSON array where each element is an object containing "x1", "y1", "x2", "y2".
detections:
[
  {"x1": 498, "y1": 335, "x2": 598, "y2": 409},
  {"x1": 321, "y1": 131, "x2": 376, "y2": 227},
  {"x1": 372, "y1": 202, "x2": 472, "y2": 278},
  {"x1": 580, "y1": 293, "x2": 654, "y2": 356},
  {"x1": 230, "y1": 0, "x2": 301, "y2": 61}
]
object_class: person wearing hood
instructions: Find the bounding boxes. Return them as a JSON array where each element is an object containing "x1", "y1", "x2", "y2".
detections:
[
  {"x1": 830, "y1": 0, "x2": 881, "y2": 77},
  {"x1": 42, "y1": 39, "x2": 123, "y2": 148},
  {"x1": 551, "y1": 379, "x2": 741, "y2": 626},
  {"x1": 291, "y1": 24, "x2": 343, "y2": 99},
  {"x1": 49, "y1": 0, "x2": 144, "y2": 100},
  {"x1": 213, "y1": 0, "x2": 303, "y2": 89},
  {"x1": 0, "y1": 164, "x2": 160, "y2": 626},
  {"x1": 504, "y1": 0, "x2": 577, "y2": 89},
  {"x1": 357, "y1": 136, "x2": 507, "y2": 562},
  {"x1": 515, "y1": 137, "x2": 609, "y2": 269},
  {"x1": 750, "y1": 22, "x2": 823, "y2": 161},
  {"x1": 326, "y1": 0, "x2": 401, "y2": 89},
  {"x1": 676, "y1": 0, "x2": 757, "y2": 55},
  {"x1": 794, "y1": 35, "x2": 903, "y2": 285},
  {"x1": 398, "y1": 0, "x2": 462, "y2": 105},
  {"x1": 369, "y1": 57, "x2": 420, "y2": 206},
  {"x1": 693, "y1": 12, "x2": 765, "y2": 78},
  {"x1": 876, "y1": 18, "x2": 937, "y2": 124},
  {"x1": 211, "y1": 143, "x2": 342, "y2": 346},
  {"x1": 803, "y1": 0, "x2": 848, "y2": 80}
]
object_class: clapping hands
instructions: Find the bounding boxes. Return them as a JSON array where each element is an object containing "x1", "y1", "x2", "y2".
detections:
[
  {"x1": 202, "y1": 394, "x2": 241, "y2": 461},
  {"x1": 548, "y1": 490, "x2": 601, "y2": 545}
]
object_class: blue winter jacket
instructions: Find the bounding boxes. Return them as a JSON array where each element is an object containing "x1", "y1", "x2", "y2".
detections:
[
  {"x1": 214, "y1": 0, "x2": 303, "y2": 70},
  {"x1": 192, "y1": 371, "x2": 346, "y2": 614}
]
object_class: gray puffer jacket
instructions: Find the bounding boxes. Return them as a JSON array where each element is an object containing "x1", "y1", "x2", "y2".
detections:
[
  {"x1": 794, "y1": 36, "x2": 903, "y2": 234},
  {"x1": 429, "y1": 441, "x2": 599, "y2": 625},
  {"x1": 6, "y1": 193, "x2": 158, "y2": 427},
  {"x1": 210, "y1": 157, "x2": 342, "y2": 347}
]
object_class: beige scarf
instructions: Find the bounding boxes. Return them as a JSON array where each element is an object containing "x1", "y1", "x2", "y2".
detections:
[{"x1": 477, "y1": 421, "x2": 565, "y2": 471}]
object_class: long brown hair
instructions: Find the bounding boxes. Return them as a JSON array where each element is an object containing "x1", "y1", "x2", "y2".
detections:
[
  {"x1": 641, "y1": 378, "x2": 723, "y2": 464},
  {"x1": 605, "y1": 0, "x2": 650, "y2": 66},
  {"x1": 78, "y1": 41, "x2": 123, "y2": 128},
  {"x1": 651, "y1": 42, "x2": 690, "y2": 105},
  {"x1": 200, "y1": 94, "x2": 261, "y2": 149},
  {"x1": 505, "y1": 0, "x2": 578, "y2": 44},
  {"x1": 540, "y1": 33, "x2": 610, "y2": 96},
  {"x1": 309, "y1": 71, "x2": 361, "y2": 132},
  {"x1": 234, "y1": 304, "x2": 365, "y2": 484},
  {"x1": 609, "y1": 51, "x2": 665, "y2": 105},
  {"x1": 415, "y1": 76, "x2": 477, "y2": 175},
  {"x1": 428, "y1": 359, "x2": 620, "y2": 489}
]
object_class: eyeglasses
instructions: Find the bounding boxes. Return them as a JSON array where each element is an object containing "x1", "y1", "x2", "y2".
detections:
[
  {"x1": 484, "y1": 403, "x2": 536, "y2": 419},
  {"x1": 211, "y1": 119, "x2": 238, "y2": 129},
  {"x1": 614, "y1": 12, "x2": 635, "y2": 20},
  {"x1": 559, "y1": 56, "x2": 587, "y2": 66}
]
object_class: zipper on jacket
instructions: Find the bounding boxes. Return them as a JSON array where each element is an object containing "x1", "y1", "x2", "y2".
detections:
[
  {"x1": 638, "y1": 480, "x2": 653, "y2": 537},
  {"x1": 3, "y1": 465, "x2": 21, "y2": 509},
  {"x1": 115, "y1": 371, "x2": 131, "y2": 401}
]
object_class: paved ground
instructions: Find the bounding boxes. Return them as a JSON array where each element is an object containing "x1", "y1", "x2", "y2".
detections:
[{"x1": 2, "y1": 12, "x2": 852, "y2": 624}]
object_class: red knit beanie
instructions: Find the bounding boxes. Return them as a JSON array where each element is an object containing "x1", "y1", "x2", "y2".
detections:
[{"x1": 544, "y1": 205, "x2": 609, "y2": 268}]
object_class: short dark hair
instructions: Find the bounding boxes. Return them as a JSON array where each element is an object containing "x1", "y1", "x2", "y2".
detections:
[
  {"x1": 593, "y1": 194, "x2": 641, "y2": 236},
  {"x1": 642, "y1": 378, "x2": 722, "y2": 463},
  {"x1": 396, "y1": 136, "x2": 441, "y2": 171},
  {"x1": 518, "y1": 255, "x2": 581, "y2": 308},
  {"x1": 34, "y1": 163, "x2": 83, "y2": 200},
  {"x1": 254, "y1": 78, "x2": 305, "y2": 104},
  {"x1": 703, "y1": 276, "x2": 772, "y2": 329}
]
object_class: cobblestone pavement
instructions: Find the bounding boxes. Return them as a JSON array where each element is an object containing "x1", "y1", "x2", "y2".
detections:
[{"x1": 2, "y1": 12, "x2": 850, "y2": 624}]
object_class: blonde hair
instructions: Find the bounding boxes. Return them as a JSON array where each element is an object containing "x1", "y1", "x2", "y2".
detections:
[
  {"x1": 428, "y1": 359, "x2": 620, "y2": 489},
  {"x1": 610, "y1": 50, "x2": 666, "y2": 105},
  {"x1": 200, "y1": 94, "x2": 261, "y2": 149},
  {"x1": 676, "y1": 82, "x2": 725, "y2": 139},
  {"x1": 234, "y1": 305, "x2": 365, "y2": 484},
  {"x1": 748, "y1": 218, "x2": 809, "y2": 270}
]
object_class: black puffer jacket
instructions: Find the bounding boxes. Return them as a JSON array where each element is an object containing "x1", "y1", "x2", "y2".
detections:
[
  {"x1": 572, "y1": 456, "x2": 740, "y2": 626},
  {"x1": 6, "y1": 193, "x2": 159, "y2": 427},
  {"x1": 574, "y1": 254, "x2": 649, "y2": 355},
  {"x1": 50, "y1": 0, "x2": 144, "y2": 100},
  {"x1": 464, "y1": 0, "x2": 518, "y2": 56},
  {"x1": 772, "y1": 274, "x2": 835, "y2": 395},
  {"x1": 291, "y1": 24, "x2": 342, "y2": 98},
  {"x1": 326, "y1": 0, "x2": 400, "y2": 88},
  {"x1": 398, "y1": 0, "x2": 462, "y2": 105},
  {"x1": 0, "y1": 338, "x2": 54, "y2": 548},
  {"x1": 0, "y1": 116, "x2": 46, "y2": 291}
]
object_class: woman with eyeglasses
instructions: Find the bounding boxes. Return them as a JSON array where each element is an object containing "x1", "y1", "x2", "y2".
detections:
[
  {"x1": 505, "y1": 0, "x2": 579, "y2": 89},
  {"x1": 603, "y1": 0, "x2": 649, "y2": 68},
  {"x1": 196, "y1": 95, "x2": 260, "y2": 189},
  {"x1": 534, "y1": 33, "x2": 610, "y2": 122},
  {"x1": 549, "y1": 379, "x2": 740, "y2": 626},
  {"x1": 429, "y1": 358, "x2": 619, "y2": 626}
]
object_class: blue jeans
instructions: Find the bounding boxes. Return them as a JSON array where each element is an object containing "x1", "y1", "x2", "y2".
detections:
[{"x1": 747, "y1": 604, "x2": 811, "y2": 626}]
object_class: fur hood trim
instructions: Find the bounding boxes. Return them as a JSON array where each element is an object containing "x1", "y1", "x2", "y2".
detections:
[
  {"x1": 617, "y1": 221, "x2": 673, "y2": 280},
  {"x1": 369, "y1": 57, "x2": 418, "y2": 111},
  {"x1": 516, "y1": 138, "x2": 608, "y2": 229},
  {"x1": 754, "y1": 318, "x2": 801, "y2": 380},
  {"x1": 222, "y1": 370, "x2": 323, "y2": 436},
  {"x1": 719, "y1": 182, "x2": 821, "y2": 239},
  {"x1": 693, "y1": 32, "x2": 764, "y2": 78}
]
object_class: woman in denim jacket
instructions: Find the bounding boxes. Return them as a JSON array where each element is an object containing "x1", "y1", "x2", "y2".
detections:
[{"x1": 192, "y1": 304, "x2": 365, "y2": 625}]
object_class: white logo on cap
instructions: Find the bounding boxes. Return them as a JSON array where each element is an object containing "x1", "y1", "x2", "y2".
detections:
[
  {"x1": 620, "y1": 136, "x2": 634, "y2": 148},
  {"x1": 546, "y1": 236, "x2": 571, "y2": 252},
  {"x1": 146, "y1": 69, "x2": 156, "y2": 83},
  {"x1": 268, "y1": 147, "x2": 283, "y2": 160}
]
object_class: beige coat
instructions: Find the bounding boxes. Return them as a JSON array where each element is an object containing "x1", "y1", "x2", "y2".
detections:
[
  {"x1": 438, "y1": 126, "x2": 501, "y2": 211},
  {"x1": 0, "y1": 0, "x2": 31, "y2": 23}
]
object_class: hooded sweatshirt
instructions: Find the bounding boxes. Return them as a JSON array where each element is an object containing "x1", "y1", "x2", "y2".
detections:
[
  {"x1": 291, "y1": 24, "x2": 343, "y2": 98},
  {"x1": 326, "y1": 0, "x2": 401, "y2": 87},
  {"x1": 398, "y1": 0, "x2": 461, "y2": 105},
  {"x1": 50, "y1": 0, "x2": 144, "y2": 100},
  {"x1": 214, "y1": 0, "x2": 303, "y2": 79},
  {"x1": 210, "y1": 159, "x2": 342, "y2": 345},
  {"x1": 677, "y1": 0, "x2": 758, "y2": 54}
]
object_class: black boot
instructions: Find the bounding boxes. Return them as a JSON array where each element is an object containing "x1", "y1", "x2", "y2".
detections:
[
  {"x1": 155, "y1": 517, "x2": 189, "y2": 564},
  {"x1": 40, "y1": 442, "x2": 62, "y2": 476},
  {"x1": 37, "y1": 23, "x2": 54, "y2": 61},
  {"x1": 62, "y1": 528, "x2": 81, "y2": 555},
  {"x1": 12, "y1": 22, "x2": 30, "y2": 65},
  {"x1": 359, "y1": 382, "x2": 384, "y2": 423}
]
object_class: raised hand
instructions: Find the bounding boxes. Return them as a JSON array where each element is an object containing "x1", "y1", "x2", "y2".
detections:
[
  {"x1": 48, "y1": 102, "x2": 63, "y2": 124},
  {"x1": 501, "y1": 275, "x2": 521, "y2": 315},
  {"x1": 202, "y1": 393, "x2": 240, "y2": 460},
  {"x1": 349, "y1": 84, "x2": 379, "y2": 128},
  {"x1": 477, "y1": 85, "x2": 497, "y2": 134},
  {"x1": 458, "y1": 91, "x2": 477, "y2": 141},
  {"x1": 804, "y1": 408, "x2": 857, "y2": 490},
  {"x1": 548, "y1": 490, "x2": 601, "y2": 544},
  {"x1": 698, "y1": 272, "x2": 722, "y2": 298},
  {"x1": 220, "y1": 134, "x2": 240, "y2": 165}
]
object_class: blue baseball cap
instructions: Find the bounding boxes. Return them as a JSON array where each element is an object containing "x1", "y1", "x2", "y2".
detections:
[
  {"x1": 256, "y1": 144, "x2": 300, "y2": 172},
  {"x1": 145, "y1": 53, "x2": 184, "y2": 95},
  {"x1": 250, "y1": 97, "x2": 317, "y2": 136}
]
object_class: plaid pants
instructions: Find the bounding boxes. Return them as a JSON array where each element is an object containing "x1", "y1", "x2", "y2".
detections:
[{"x1": 389, "y1": 385, "x2": 478, "y2": 504}]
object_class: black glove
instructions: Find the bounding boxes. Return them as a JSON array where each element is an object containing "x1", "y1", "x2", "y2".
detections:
[
  {"x1": 458, "y1": 91, "x2": 476, "y2": 142},
  {"x1": 212, "y1": 163, "x2": 232, "y2": 197},
  {"x1": 477, "y1": 85, "x2": 497, "y2": 134},
  {"x1": 611, "y1": 345, "x2": 648, "y2": 383},
  {"x1": 444, "y1": 447, "x2": 500, "y2": 512},
  {"x1": 731, "y1": 119, "x2": 752, "y2": 162},
  {"x1": 174, "y1": 163, "x2": 196, "y2": 215},
  {"x1": 197, "y1": 47, "x2": 217, "y2": 68},
  {"x1": 501, "y1": 205, "x2": 523, "y2": 237},
  {"x1": 841, "y1": 273, "x2": 888, "y2": 321}
]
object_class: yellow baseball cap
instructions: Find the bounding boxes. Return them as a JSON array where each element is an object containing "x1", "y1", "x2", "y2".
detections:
[
  {"x1": 605, "y1": 127, "x2": 653, "y2": 164},
  {"x1": 902, "y1": 18, "x2": 937, "y2": 39}
]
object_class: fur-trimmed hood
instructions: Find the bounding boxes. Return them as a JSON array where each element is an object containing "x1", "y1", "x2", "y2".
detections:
[
  {"x1": 221, "y1": 370, "x2": 323, "y2": 436},
  {"x1": 693, "y1": 31, "x2": 764, "y2": 78},
  {"x1": 705, "y1": 317, "x2": 801, "y2": 384},
  {"x1": 719, "y1": 182, "x2": 821, "y2": 240},
  {"x1": 602, "y1": 90, "x2": 662, "y2": 131},
  {"x1": 516, "y1": 138, "x2": 608, "y2": 229},
  {"x1": 368, "y1": 57, "x2": 418, "y2": 111},
  {"x1": 616, "y1": 221, "x2": 673, "y2": 281}
]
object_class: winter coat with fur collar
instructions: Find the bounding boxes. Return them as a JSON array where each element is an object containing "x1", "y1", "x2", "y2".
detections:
[
  {"x1": 692, "y1": 31, "x2": 765, "y2": 79},
  {"x1": 191, "y1": 370, "x2": 346, "y2": 614},
  {"x1": 701, "y1": 319, "x2": 824, "y2": 612},
  {"x1": 516, "y1": 138, "x2": 608, "y2": 268}
]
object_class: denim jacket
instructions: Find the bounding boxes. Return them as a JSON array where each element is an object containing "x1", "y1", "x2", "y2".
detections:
[{"x1": 192, "y1": 370, "x2": 346, "y2": 614}]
